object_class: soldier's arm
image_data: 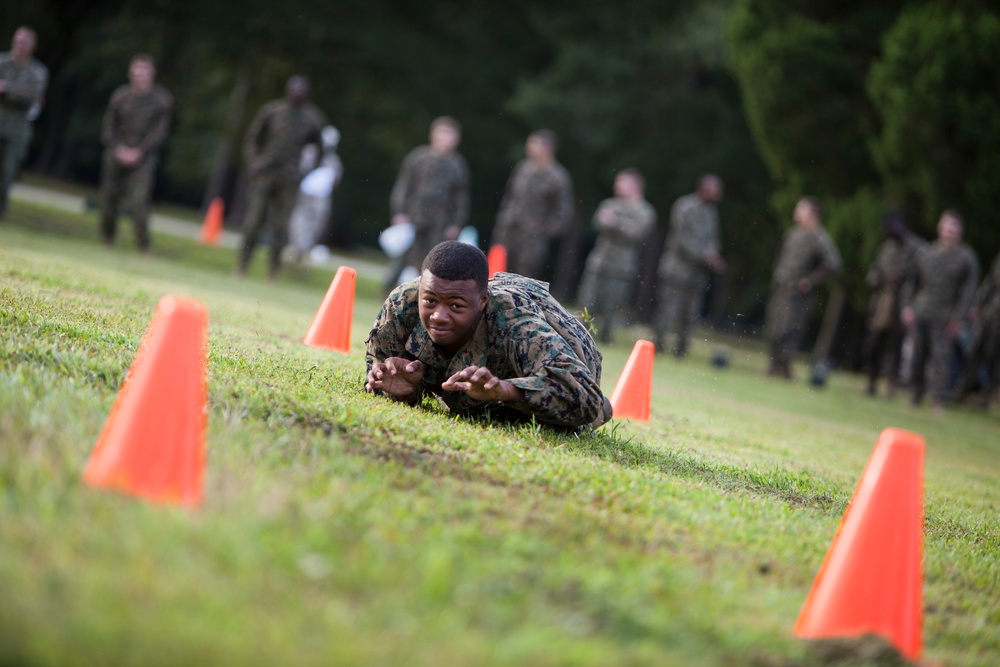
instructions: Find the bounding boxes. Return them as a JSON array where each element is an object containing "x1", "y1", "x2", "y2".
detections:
[
  {"x1": 546, "y1": 171, "x2": 574, "y2": 238},
  {"x1": 137, "y1": 90, "x2": 173, "y2": 155},
  {"x1": 952, "y1": 252, "x2": 981, "y2": 322},
  {"x1": 494, "y1": 163, "x2": 521, "y2": 230},
  {"x1": 803, "y1": 232, "x2": 843, "y2": 288},
  {"x1": 500, "y1": 312, "x2": 606, "y2": 427},
  {"x1": 673, "y1": 207, "x2": 710, "y2": 268},
  {"x1": 621, "y1": 206, "x2": 656, "y2": 243},
  {"x1": 450, "y1": 155, "x2": 471, "y2": 229},
  {"x1": 242, "y1": 105, "x2": 270, "y2": 169},
  {"x1": 389, "y1": 151, "x2": 418, "y2": 219},
  {"x1": 2, "y1": 66, "x2": 47, "y2": 106}
]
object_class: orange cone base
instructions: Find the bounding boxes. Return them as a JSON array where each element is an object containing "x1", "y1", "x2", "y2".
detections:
[
  {"x1": 488, "y1": 244, "x2": 507, "y2": 278},
  {"x1": 610, "y1": 339, "x2": 654, "y2": 421},
  {"x1": 82, "y1": 295, "x2": 208, "y2": 507},
  {"x1": 304, "y1": 266, "x2": 356, "y2": 352},
  {"x1": 795, "y1": 428, "x2": 925, "y2": 660}
]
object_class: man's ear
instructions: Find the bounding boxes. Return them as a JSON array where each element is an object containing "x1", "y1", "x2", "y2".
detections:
[{"x1": 479, "y1": 290, "x2": 490, "y2": 310}]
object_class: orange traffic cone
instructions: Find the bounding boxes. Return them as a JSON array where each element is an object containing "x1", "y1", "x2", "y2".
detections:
[
  {"x1": 487, "y1": 244, "x2": 507, "y2": 278},
  {"x1": 795, "y1": 428, "x2": 925, "y2": 660},
  {"x1": 304, "y1": 266, "x2": 356, "y2": 352},
  {"x1": 83, "y1": 295, "x2": 208, "y2": 507},
  {"x1": 610, "y1": 339, "x2": 654, "y2": 421},
  {"x1": 199, "y1": 197, "x2": 224, "y2": 245}
]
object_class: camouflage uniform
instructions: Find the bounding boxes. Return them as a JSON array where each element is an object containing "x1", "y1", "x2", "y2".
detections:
[
  {"x1": 0, "y1": 51, "x2": 48, "y2": 217},
  {"x1": 862, "y1": 233, "x2": 922, "y2": 393},
  {"x1": 491, "y1": 159, "x2": 574, "y2": 279},
  {"x1": 385, "y1": 146, "x2": 470, "y2": 290},
  {"x1": 99, "y1": 83, "x2": 173, "y2": 249},
  {"x1": 764, "y1": 225, "x2": 842, "y2": 376},
  {"x1": 578, "y1": 196, "x2": 656, "y2": 343},
  {"x1": 904, "y1": 241, "x2": 980, "y2": 404},
  {"x1": 954, "y1": 252, "x2": 1000, "y2": 405},
  {"x1": 654, "y1": 193, "x2": 722, "y2": 356},
  {"x1": 239, "y1": 98, "x2": 327, "y2": 273},
  {"x1": 366, "y1": 272, "x2": 613, "y2": 429}
]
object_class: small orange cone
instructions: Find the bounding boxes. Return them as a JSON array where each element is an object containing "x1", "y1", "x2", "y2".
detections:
[
  {"x1": 83, "y1": 295, "x2": 208, "y2": 507},
  {"x1": 795, "y1": 428, "x2": 925, "y2": 660},
  {"x1": 487, "y1": 244, "x2": 507, "y2": 277},
  {"x1": 304, "y1": 266, "x2": 356, "y2": 352},
  {"x1": 610, "y1": 339, "x2": 654, "y2": 421},
  {"x1": 199, "y1": 197, "x2": 224, "y2": 245}
]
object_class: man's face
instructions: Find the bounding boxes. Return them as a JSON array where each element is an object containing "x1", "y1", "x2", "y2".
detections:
[
  {"x1": 614, "y1": 174, "x2": 641, "y2": 200},
  {"x1": 699, "y1": 178, "x2": 723, "y2": 203},
  {"x1": 793, "y1": 200, "x2": 816, "y2": 228},
  {"x1": 128, "y1": 60, "x2": 155, "y2": 90},
  {"x1": 430, "y1": 125, "x2": 460, "y2": 154},
  {"x1": 938, "y1": 214, "x2": 962, "y2": 247},
  {"x1": 11, "y1": 29, "x2": 36, "y2": 61},
  {"x1": 525, "y1": 135, "x2": 550, "y2": 161},
  {"x1": 418, "y1": 271, "x2": 488, "y2": 354},
  {"x1": 287, "y1": 80, "x2": 309, "y2": 106}
]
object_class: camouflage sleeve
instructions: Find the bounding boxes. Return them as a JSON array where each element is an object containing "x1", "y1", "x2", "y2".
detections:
[
  {"x1": 4, "y1": 64, "x2": 47, "y2": 106},
  {"x1": 450, "y1": 154, "x2": 471, "y2": 229},
  {"x1": 101, "y1": 88, "x2": 124, "y2": 148},
  {"x1": 138, "y1": 89, "x2": 173, "y2": 155},
  {"x1": 804, "y1": 231, "x2": 843, "y2": 287},
  {"x1": 494, "y1": 162, "x2": 521, "y2": 233},
  {"x1": 622, "y1": 204, "x2": 656, "y2": 243},
  {"x1": 500, "y1": 310, "x2": 606, "y2": 427},
  {"x1": 242, "y1": 104, "x2": 271, "y2": 169},
  {"x1": 547, "y1": 169, "x2": 574, "y2": 238},
  {"x1": 390, "y1": 150, "x2": 419, "y2": 218},
  {"x1": 952, "y1": 250, "x2": 981, "y2": 322}
]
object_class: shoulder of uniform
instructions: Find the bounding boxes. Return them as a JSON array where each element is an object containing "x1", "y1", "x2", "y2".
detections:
[{"x1": 154, "y1": 85, "x2": 174, "y2": 106}]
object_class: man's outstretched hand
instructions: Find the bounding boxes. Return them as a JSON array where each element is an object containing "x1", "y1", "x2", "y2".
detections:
[
  {"x1": 366, "y1": 357, "x2": 425, "y2": 402},
  {"x1": 442, "y1": 366, "x2": 525, "y2": 403}
]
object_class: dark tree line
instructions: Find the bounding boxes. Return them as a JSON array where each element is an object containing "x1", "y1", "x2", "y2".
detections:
[{"x1": 6, "y1": 0, "x2": 998, "y2": 363}]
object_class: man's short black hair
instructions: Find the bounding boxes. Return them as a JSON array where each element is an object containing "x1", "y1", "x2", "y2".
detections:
[{"x1": 421, "y1": 241, "x2": 489, "y2": 290}]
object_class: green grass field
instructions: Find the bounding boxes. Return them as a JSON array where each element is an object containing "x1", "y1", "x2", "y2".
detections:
[{"x1": 2, "y1": 200, "x2": 998, "y2": 666}]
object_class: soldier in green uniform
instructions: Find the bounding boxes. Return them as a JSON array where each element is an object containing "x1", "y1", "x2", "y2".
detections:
[
  {"x1": 901, "y1": 210, "x2": 980, "y2": 409},
  {"x1": 490, "y1": 130, "x2": 574, "y2": 279},
  {"x1": 953, "y1": 251, "x2": 1000, "y2": 409},
  {"x1": 384, "y1": 116, "x2": 470, "y2": 292},
  {"x1": 366, "y1": 241, "x2": 613, "y2": 429},
  {"x1": 862, "y1": 211, "x2": 922, "y2": 396},
  {"x1": 653, "y1": 174, "x2": 727, "y2": 357},
  {"x1": 238, "y1": 75, "x2": 327, "y2": 279},
  {"x1": 0, "y1": 27, "x2": 48, "y2": 219},
  {"x1": 764, "y1": 197, "x2": 842, "y2": 379},
  {"x1": 99, "y1": 54, "x2": 172, "y2": 252},
  {"x1": 578, "y1": 168, "x2": 656, "y2": 344}
]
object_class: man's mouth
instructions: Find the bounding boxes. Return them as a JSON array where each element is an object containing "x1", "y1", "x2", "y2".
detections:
[{"x1": 429, "y1": 327, "x2": 452, "y2": 337}]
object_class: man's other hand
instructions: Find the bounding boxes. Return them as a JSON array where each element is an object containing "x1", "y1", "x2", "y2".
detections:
[{"x1": 442, "y1": 366, "x2": 525, "y2": 403}]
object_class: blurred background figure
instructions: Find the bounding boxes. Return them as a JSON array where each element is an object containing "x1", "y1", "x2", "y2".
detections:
[
  {"x1": 384, "y1": 116, "x2": 469, "y2": 292},
  {"x1": 862, "y1": 211, "x2": 922, "y2": 397},
  {"x1": 764, "y1": 197, "x2": 842, "y2": 379},
  {"x1": 653, "y1": 174, "x2": 727, "y2": 357},
  {"x1": 901, "y1": 210, "x2": 980, "y2": 410},
  {"x1": 99, "y1": 54, "x2": 172, "y2": 253},
  {"x1": 952, "y1": 250, "x2": 1000, "y2": 409},
  {"x1": 237, "y1": 75, "x2": 326, "y2": 279},
  {"x1": 287, "y1": 124, "x2": 343, "y2": 269},
  {"x1": 0, "y1": 26, "x2": 47, "y2": 219},
  {"x1": 578, "y1": 168, "x2": 656, "y2": 344},
  {"x1": 490, "y1": 129, "x2": 574, "y2": 280}
]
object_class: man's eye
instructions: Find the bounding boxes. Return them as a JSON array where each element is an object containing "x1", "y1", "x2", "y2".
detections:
[
  {"x1": 451, "y1": 304, "x2": 465, "y2": 311},
  {"x1": 422, "y1": 299, "x2": 436, "y2": 306}
]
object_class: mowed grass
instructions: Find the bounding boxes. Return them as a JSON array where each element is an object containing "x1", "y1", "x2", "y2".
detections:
[{"x1": 1, "y1": 200, "x2": 998, "y2": 667}]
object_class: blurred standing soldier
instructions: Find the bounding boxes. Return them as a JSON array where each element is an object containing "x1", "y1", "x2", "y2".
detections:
[
  {"x1": 578, "y1": 169, "x2": 656, "y2": 344},
  {"x1": 862, "y1": 211, "x2": 922, "y2": 396},
  {"x1": 653, "y1": 174, "x2": 727, "y2": 357},
  {"x1": 384, "y1": 116, "x2": 470, "y2": 292},
  {"x1": 238, "y1": 75, "x2": 326, "y2": 279},
  {"x1": 901, "y1": 211, "x2": 980, "y2": 410},
  {"x1": 99, "y1": 54, "x2": 172, "y2": 252},
  {"x1": 0, "y1": 26, "x2": 48, "y2": 219},
  {"x1": 491, "y1": 130, "x2": 574, "y2": 279},
  {"x1": 953, "y1": 250, "x2": 1000, "y2": 409},
  {"x1": 764, "y1": 197, "x2": 842, "y2": 379}
]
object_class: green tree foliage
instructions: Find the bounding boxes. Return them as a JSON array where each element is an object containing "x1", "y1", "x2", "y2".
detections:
[{"x1": 868, "y1": 4, "x2": 1000, "y2": 256}]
